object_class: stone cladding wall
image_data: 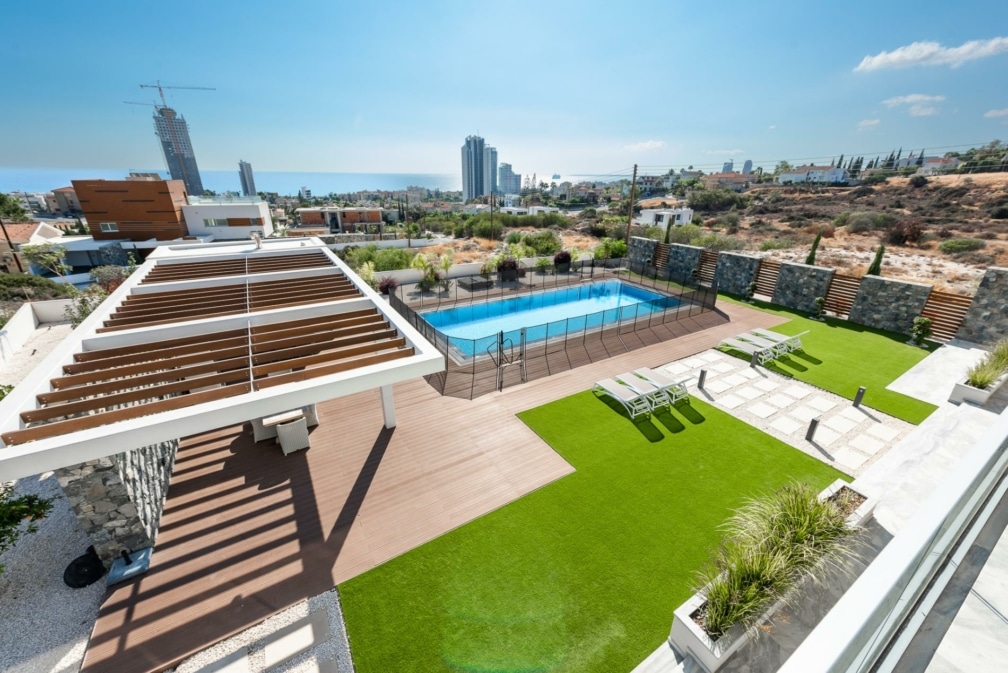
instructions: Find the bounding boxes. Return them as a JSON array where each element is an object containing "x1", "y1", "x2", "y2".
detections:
[
  {"x1": 849, "y1": 276, "x2": 932, "y2": 335},
  {"x1": 628, "y1": 237, "x2": 658, "y2": 270},
  {"x1": 55, "y1": 439, "x2": 178, "y2": 562},
  {"x1": 714, "y1": 252, "x2": 762, "y2": 296},
  {"x1": 957, "y1": 267, "x2": 1008, "y2": 345},
  {"x1": 771, "y1": 262, "x2": 834, "y2": 314},
  {"x1": 667, "y1": 244, "x2": 703, "y2": 283}
]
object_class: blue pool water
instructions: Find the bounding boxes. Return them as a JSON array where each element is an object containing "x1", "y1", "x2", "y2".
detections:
[{"x1": 423, "y1": 280, "x2": 676, "y2": 358}]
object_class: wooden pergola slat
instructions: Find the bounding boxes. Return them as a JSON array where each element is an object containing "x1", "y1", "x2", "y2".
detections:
[
  {"x1": 74, "y1": 329, "x2": 248, "y2": 363},
  {"x1": 253, "y1": 348, "x2": 414, "y2": 389},
  {"x1": 251, "y1": 337, "x2": 406, "y2": 377},
  {"x1": 51, "y1": 348, "x2": 250, "y2": 390}
]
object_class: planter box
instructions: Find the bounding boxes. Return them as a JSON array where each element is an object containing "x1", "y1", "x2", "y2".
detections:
[
  {"x1": 668, "y1": 481, "x2": 875, "y2": 672},
  {"x1": 949, "y1": 370, "x2": 1008, "y2": 406}
]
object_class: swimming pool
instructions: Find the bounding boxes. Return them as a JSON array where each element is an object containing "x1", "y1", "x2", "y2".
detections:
[{"x1": 422, "y1": 280, "x2": 677, "y2": 359}]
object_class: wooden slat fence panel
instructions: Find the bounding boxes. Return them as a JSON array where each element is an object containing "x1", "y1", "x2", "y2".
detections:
[
  {"x1": 754, "y1": 260, "x2": 780, "y2": 297},
  {"x1": 698, "y1": 250, "x2": 718, "y2": 285},
  {"x1": 824, "y1": 273, "x2": 862, "y2": 318},
  {"x1": 921, "y1": 290, "x2": 973, "y2": 342}
]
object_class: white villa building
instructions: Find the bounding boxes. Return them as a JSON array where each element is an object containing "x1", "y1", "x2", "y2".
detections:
[
  {"x1": 181, "y1": 195, "x2": 274, "y2": 240},
  {"x1": 636, "y1": 206, "x2": 694, "y2": 228},
  {"x1": 778, "y1": 165, "x2": 850, "y2": 184}
]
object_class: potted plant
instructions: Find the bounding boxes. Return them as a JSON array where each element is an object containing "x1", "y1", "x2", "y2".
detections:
[
  {"x1": 535, "y1": 257, "x2": 552, "y2": 275},
  {"x1": 553, "y1": 250, "x2": 572, "y2": 273},
  {"x1": 498, "y1": 256, "x2": 520, "y2": 282},
  {"x1": 669, "y1": 481, "x2": 869, "y2": 672},
  {"x1": 949, "y1": 338, "x2": 1008, "y2": 405},
  {"x1": 378, "y1": 276, "x2": 398, "y2": 296},
  {"x1": 743, "y1": 281, "x2": 757, "y2": 304},
  {"x1": 811, "y1": 296, "x2": 826, "y2": 321},
  {"x1": 908, "y1": 316, "x2": 932, "y2": 347}
]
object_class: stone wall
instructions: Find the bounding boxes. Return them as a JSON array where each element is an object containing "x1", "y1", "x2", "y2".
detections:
[
  {"x1": 56, "y1": 439, "x2": 179, "y2": 562},
  {"x1": 957, "y1": 267, "x2": 1008, "y2": 344},
  {"x1": 628, "y1": 236, "x2": 657, "y2": 272},
  {"x1": 849, "y1": 276, "x2": 932, "y2": 335},
  {"x1": 771, "y1": 262, "x2": 834, "y2": 314},
  {"x1": 667, "y1": 244, "x2": 703, "y2": 283},
  {"x1": 714, "y1": 252, "x2": 762, "y2": 296}
]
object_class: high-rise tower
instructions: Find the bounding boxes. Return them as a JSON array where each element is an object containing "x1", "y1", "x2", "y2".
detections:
[
  {"x1": 461, "y1": 135, "x2": 484, "y2": 202},
  {"x1": 238, "y1": 160, "x2": 256, "y2": 196},
  {"x1": 153, "y1": 106, "x2": 204, "y2": 196}
]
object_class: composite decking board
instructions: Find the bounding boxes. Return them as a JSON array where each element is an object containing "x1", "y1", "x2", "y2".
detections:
[{"x1": 80, "y1": 301, "x2": 779, "y2": 673}]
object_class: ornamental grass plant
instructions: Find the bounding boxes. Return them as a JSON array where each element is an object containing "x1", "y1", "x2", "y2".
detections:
[
  {"x1": 695, "y1": 482, "x2": 857, "y2": 639},
  {"x1": 966, "y1": 338, "x2": 1008, "y2": 389}
]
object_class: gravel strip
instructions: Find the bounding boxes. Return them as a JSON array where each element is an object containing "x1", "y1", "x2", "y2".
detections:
[{"x1": 0, "y1": 472, "x2": 105, "y2": 673}]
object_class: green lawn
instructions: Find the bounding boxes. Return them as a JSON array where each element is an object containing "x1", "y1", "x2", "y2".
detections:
[
  {"x1": 719, "y1": 298, "x2": 938, "y2": 425},
  {"x1": 339, "y1": 394, "x2": 846, "y2": 672}
]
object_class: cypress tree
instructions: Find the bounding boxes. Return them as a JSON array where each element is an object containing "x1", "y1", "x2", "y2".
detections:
[
  {"x1": 866, "y1": 244, "x2": 885, "y2": 276},
  {"x1": 806, "y1": 231, "x2": 822, "y2": 265}
]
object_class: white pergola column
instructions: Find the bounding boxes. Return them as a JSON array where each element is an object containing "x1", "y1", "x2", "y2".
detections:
[{"x1": 380, "y1": 384, "x2": 396, "y2": 429}]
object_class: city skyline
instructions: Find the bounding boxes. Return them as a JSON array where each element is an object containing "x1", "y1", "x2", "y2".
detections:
[{"x1": 1, "y1": 2, "x2": 1007, "y2": 180}]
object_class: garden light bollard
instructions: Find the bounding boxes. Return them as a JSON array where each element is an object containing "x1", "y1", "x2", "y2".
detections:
[
  {"x1": 806, "y1": 416, "x2": 821, "y2": 442},
  {"x1": 698, "y1": 369, "x2": 707, "y2": 390},
  {"x1": 853, "y1": 386, "x2": 866, "y2": 408},
  {"x1": 750, "y1": 351, "x2": 759, "y2": 368}
]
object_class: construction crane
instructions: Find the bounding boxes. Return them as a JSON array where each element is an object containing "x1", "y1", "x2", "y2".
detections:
[{"x1": 126, "y1": 81, "x2": 215, "y2": 193}]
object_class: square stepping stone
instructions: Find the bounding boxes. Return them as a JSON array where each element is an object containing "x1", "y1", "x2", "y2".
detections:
[
  {"x1": 737, "y1": 368, "x2": 761, "y2": 380},
  {"x1": 809, "y1": 426, "x2": 840, "y2": 447},
  {"x1": 766, "y1": 393, "x2": 796, "y2": 409},
  {"x1": 782, "y1": 384, "x2": 810, "y2": 399},
  {"x1": 770, "y1": 416, "x2": 803, "y2": 435},
  {"x1": 808, "y1": 396, "x2": 837, "y2": 413},
  {"x1": 681, "y1": 357, "x2": 706, "y2": 368},
  {"x1": 868, "y1": 424, "x2": 900, "y2": 442},
  {"x1": 834, "y1": 448, "x2": 869, "y2": 471},
  {"x1": 748, "y1": 402, "x2": 778, "y2": 419},
  {"x1": 704, "y1": 379, "x2": 731, "y2": 394},
  {"x1": 710, "y1": 361, "x2": 736, "y2": 374},
  {"x1": 722, "y1": 374, "x2": 747, "y2": 387},
  {"x1": 698, "y1": 351, "x2": 724, "y2": 363},
  {"x1": 790, "y1": 405, "x2": 820, "y2": 422},
  {"x1": 664, "y1": 362, "x2": 690, "y2": 376},
  {"x1": 850, "y1": 434, "x2": 885, "y2": 455},
  {"x1": 823, "y1": 415, "x2": 858, "y2": 435},
  {"x1": 754, "y1": 378, "x2": 780, "y2": 392},
  {"x1": 263, "y1": 609, "x2": 331, "y2": 670},
  {"x1": 839, "y1": 406, "x2": 872, "y2": 423},
  {"x1": 718, "y1": 393, "x2": 745, "y2": 409},
  {"x1": 735, "y1": 386, "x2": 763, "y2": 400}
]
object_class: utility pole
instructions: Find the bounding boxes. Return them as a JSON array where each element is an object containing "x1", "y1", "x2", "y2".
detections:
[{"x1": 625, "y1": 164, "x2": 638, "y2": 246}]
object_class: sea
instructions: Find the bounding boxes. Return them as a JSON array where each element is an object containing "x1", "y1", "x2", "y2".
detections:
[{"x1": 0, "y1": 167, "x2": 464, "y2": 196}]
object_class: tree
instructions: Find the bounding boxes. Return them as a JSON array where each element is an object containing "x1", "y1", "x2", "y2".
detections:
[
  {"x1": 0, "y1": 193, "x2": 29, "y2": 221},
  {"x1": 21, "y1": 242, "x2": 70, "y2": 279},
  {"x1": 773, "y1": 161, "x2": 793, "y2": 175},
  {"x1": 64, "y1": 286, "x2": 107, "y2": 328},
  {"x1": 805, "y1": 231, "x2": 822, "y2": 265},
  {"x1": 866, "y1": 244, "x2": 885, "y2": 276}
]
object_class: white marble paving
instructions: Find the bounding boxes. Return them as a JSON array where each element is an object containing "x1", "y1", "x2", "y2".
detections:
[{"x1": 888, "y1": 339, "x2": 989, "y2": 407}]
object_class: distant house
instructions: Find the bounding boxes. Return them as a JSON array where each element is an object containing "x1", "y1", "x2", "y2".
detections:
[
  {"x1": 918, "y1": 156, "x2": 962, "y2": 176},
  {"x1": 500, "y1": 207, "x2": 528, "y2": 216},
  {"x1": 0, "y1": 221, "x2": 65, "y2": 275},
  {"x1": 778, "y1": 165, "x2": 849, "y2": 184},
  {"x1": 636, "y1": 207, "x2": 694, "y2": 228},
  {"x1": 295, "y1": 207, "x2": 384, "y2": 233},
  {"x1": 703, "y1": 172, "x2": 751, "y2": 192},
  {"x1": 182, "y1": 195, "x2": 274, "y2": 240},
  {"x1": 527, "y1": 206, "x2": 560, "y2": 216}
]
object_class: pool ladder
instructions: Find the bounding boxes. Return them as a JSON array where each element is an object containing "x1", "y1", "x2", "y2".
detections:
[{"x1": 488, "y1": 329, "x2": 527, "y2": 392}]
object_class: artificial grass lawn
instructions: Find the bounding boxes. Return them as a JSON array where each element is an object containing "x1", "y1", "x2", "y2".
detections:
[
  {"x1": 339, "y1": 393, "x2": 846, "y2": 672},
  {"x1": 719, "y1": 297, "x2": 938, "y2": 425}
]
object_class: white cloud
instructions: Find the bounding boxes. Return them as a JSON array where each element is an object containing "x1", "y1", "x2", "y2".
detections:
[
  {"x1": 768, "y1": 125, "x2": 777, "y2": 131},
  {"x1": 883, "y1": 94, "x2": 945, "y2": 107},
  {"x1": 984, "y1": 108, "x2": 1008, "y2": 118},
  {"x1": 705, "y1": 148, "x2": 745, "y2": 155},
  {"x1": 857, "y1": 119, "x2": 880, "y2": 130},
  {"x1": 855, "y1": 37, "x2": 1008, "y2": 71},
  {"x1": 909, "y1": 105, "x2": 939, "y2": 117},
  {"x1": 625, "y1": 139, "x2": 666, "y2": 152}
]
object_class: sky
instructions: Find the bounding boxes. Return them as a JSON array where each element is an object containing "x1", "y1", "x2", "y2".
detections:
[{"x1": 3, "y1": 0, "x2": 1008, "y2": 182}]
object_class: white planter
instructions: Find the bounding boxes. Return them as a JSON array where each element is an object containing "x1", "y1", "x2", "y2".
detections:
[
  {"x1": 948, "y1": 371, "x2": 1008, "y2": 406},
  {"x1": 667, "y1": 481, "x2": 874, "y2": 672}
]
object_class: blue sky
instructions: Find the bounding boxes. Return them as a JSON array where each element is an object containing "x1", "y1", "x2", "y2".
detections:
[{"x1": 3, "y1": 0, "x2": 1007, "y2": 180}]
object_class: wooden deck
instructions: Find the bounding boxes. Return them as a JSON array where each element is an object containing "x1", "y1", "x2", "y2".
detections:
[{"x1": 81, "y1": 302, "x2": 783, "y2": 673}]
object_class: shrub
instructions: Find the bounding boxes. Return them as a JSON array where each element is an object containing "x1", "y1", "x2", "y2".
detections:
[
  {"x1": 937, "y1": 227, "x2": 953, "y2": 239},
  {"x1": 847, "y1": 211, "x2": 895, "y2": 234},
  {"x1": 910, "y1": 316, "x2": 932, "y2": 345},
  {"x1": 908, "y1": 175, "x2": 928, "y2": 189},
  {"x1": 0, "y1": 483, "x2": 54, "y2": 576},
  {"x1": 967, "y1": 360, "x2": 1003, "y2": 389},
  {"x1": 866, "y1": 245, "x2": 885, "y2": 276},
  {"x1": 759, "y1": 239, "x2": 793, "y2": 251},
  {"x1": 553, "y1": 250, "x2": 572, "y2": 265},
  {"x1": 505, "y1": 231, "x2": 523, "y2": 244},
  {"x1": 667, "y1": 224, "x2": 702, "y2": 245},
  {"x1": 990, "y1": 206, "x2": 1008, "y2": 220},
  {"x1": 378, "y1": 276, "x2": 398, "y2": 294},
  {"x1": 692, "y1": 234, "x2": 745, "y2": 252},
  {"x1": 522, "y1": 229, "x2": 562, "y2": 256},
  {"x1": 939, "y1": 238, "x2": 986, "y2": 255},
  {"x1": 0, "y1": 273, "x2": 73, "y2": 301},
  {"x1": 593, "y1": 237, "x2": 628, "y2": 259},
  {"x1": 861, "y1": 173, "x2": 889, "y2": 186},
  {"x1": 64, "y1": 286, "x2": 108, "y2": 328},
  {"x1": 688, "y1": 189, "x2": 748, "y2": 212},
  {"x1": 887, "y1": 218, "x2": 924, "y2": 245}
]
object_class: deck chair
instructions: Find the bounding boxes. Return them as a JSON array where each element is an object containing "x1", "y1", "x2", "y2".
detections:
[
  {"x1": 750, "y1": 328, "x2": 807, "y2": 353},
  {"x1": 301, "y1": 403, "x2": 319, "y2": 427},
  {"x1": 251, "y1": 417, "x2": 279, "y2": 443},
  {"x1": 719, "y1": 337, "x2": 776, "y2": 365},
  {"x1": 633, "y1": 367, "x2": 691, "y2": 404},
  {"x1": 616, "y1": 372, "x2": 672, "y2": 410},
  {"x1": 737, "y1": 332, "x2": 790, "y2": 357},
  {"x1": 276, "y1": 417, "x2": 311, "y2": 455},
  {"x1": 593, "y1": 378, "x2": 652, "y2": 419}
]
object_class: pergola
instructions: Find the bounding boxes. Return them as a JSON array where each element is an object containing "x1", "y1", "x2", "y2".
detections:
[{"x1": 0, "y1": 237, "x2": 444, "y2": 481}]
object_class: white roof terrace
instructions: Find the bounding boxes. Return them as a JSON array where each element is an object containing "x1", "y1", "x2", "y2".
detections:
[{"x1": 0, "y1": 237, "x2": 444, "y2": 481}]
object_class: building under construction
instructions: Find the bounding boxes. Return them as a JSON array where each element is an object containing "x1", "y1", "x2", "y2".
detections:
[{"x1": 153, "y1": 106, "x2": 204, "y2": 196}]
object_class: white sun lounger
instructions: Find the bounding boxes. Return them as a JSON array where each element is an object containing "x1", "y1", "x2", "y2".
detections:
[
  {"x1": 749, "y1": 328, "x2": 808, "y2": 353},
  {"x1": 737, "y1": 332, "x2": 790, "y2": 357},
  {"x1": 616, "y1": 372, "x2": 672, "y2": 410},
  {"x1": 632, "y1": 367, "x2": 691, "y2": 404},
  {"x1": 718, "y1": 337, "x2": 776, "y2": 365},
  {"x1": 593, "y1": 378, "x2": 652, "y2": 419}
]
